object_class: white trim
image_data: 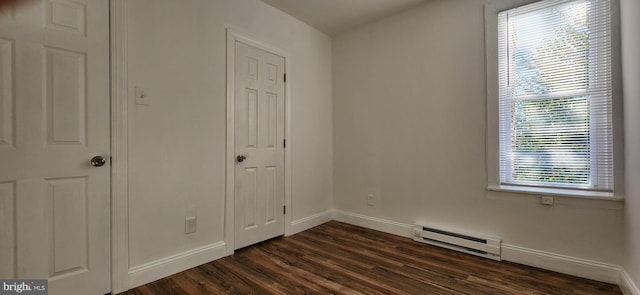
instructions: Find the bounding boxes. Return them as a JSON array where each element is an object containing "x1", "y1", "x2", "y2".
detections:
[
  {"x1": 224, "y1": 28, "x2": 235, "y2": 255},
  {"x1": 331, "y1": 210, "x2": 413, "y2": 238},
  {"x1": 487, "y1": 185, "x2": 622, "y2": 201},
  {"x1": 501, "y1": 244, "x2": 621, "y2": 284},
  {"x1": 110, "y1": 0, "x2": 130, "y2": 293},
  {"x1": 289, "y1": 210, "x2": 333, "y2": 235},
  {"x1": 331, "y1": 210, "x2": 623, "y2": 285},
  {"x1": 224, "y1": 27, "x2": 235, "y2": 256},
  {"x1": 128, "y1": 242, "x2": 227, "y2": 289},
  {"x1": 620, "y1": 269, "x2": 640, "y2": 295},
  {"x1": 225, "y1": 27, "x2": 292, "y2": 255},
  {"x1": 485, "y1": 0, "x2": 539, "y2": 189},
  {"x1": 283, "y1": 44, "x2": 293, "y2": 239}
]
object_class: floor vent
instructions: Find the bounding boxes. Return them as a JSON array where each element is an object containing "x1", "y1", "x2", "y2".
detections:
[{"x1": 413, "y1": 225, "x2": 501, "y2": 261}]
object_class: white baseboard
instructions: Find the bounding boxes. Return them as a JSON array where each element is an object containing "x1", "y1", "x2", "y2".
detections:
[
  {"x1": 128, "y1": 241, "x2": 227, "y2": 289},
  {"x1": 122, "y1": 210, "x2": 633, "y2": 292},
  {"x1": 289, "y1": 209, "x2": 333, "y2": 235},
  {"x1": 331, "y1": 209, "x2": 623, "y2": 286},
  {"x1": 332, "y1": 210, "x2": 413, "y2": 238},
  {"x1": 620, "y1": 269, "x2": 640, "y2": 295},
  {"x1": 501, "y1": 244, "x2": 620, "y2": 284}
]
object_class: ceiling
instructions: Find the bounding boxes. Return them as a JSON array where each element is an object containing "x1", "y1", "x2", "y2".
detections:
[{"x1": 260, "y1": 0, "x2": 428, "y2": 36}]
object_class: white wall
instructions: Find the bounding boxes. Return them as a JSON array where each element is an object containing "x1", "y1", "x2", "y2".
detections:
[
  {"x1": 121, "y1": 0, "x2": 635, "y2": 289},
  {"x1": 622, "y1": 0, "x2": 640, "y2": 291},
  {"x1": 333, "y1": 0, "x2": 624, "y2": 269},
  {"x1": 126, "y1": 0, "x2": 332, "y2": 272}
]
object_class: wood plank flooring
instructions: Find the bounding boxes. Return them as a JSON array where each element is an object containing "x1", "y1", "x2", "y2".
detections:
[{"x1": 121, "y1": 221, "x2": 621, "y2": 295}]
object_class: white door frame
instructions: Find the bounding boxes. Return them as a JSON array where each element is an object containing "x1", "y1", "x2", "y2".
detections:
[
  {"x1": 225, "y1": 27, "x2": 293, "y2": 254},
  {"x1": 110, "y1": 0, "x2": 130, "y2": 293}
]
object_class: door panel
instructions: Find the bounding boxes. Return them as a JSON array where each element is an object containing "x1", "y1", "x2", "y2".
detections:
[
  {"x1": 45, "y1": 47, "x2": 86, "y2": 145},
  {"x1": 0, "y1": 1, "x2": 110, "y2": 294},
  {"x1": 0, "y1": 38, "x2": 12, "y2": 148},
  {"x1": 47, "y1": 177, "x2": 88, "y2": 277},
  {"x1": 0, "y1": 181, "x2": 15, "y2": 277},
  {"x1": 234, "y1": 41, "x2": 285, "y2": 250}
]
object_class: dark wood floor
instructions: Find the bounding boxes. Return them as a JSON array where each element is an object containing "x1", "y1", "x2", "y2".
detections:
[{"x1": 121, "y1": 221, "x2": 621, "y2": 295}]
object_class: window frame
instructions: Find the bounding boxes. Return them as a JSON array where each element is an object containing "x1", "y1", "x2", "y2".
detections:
[{"x1": 484, "y1": 0, "x2": 624, "y2": 200}]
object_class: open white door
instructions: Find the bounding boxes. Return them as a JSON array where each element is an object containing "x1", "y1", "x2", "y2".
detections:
[
  {"x1": 0, "y1": 1, "x2": 110, "y2": 294},
  {"x1": 234, "y1": 40, "x2": 286, "y2": 250}
]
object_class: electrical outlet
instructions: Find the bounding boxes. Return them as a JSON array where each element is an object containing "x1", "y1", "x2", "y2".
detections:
[
  {"x1": 185, "y1": 216, "x2": 197, "y2": 234},
  {"x1": 367, "y1": 193, "x2": 375, "y2": 206},
  {"x1": 541, "y1": 196, "x2": 554, "y2": 206}
]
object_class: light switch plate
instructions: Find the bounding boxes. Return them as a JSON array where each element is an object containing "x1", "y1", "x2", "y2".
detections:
[
  {"x1": 185, "y1": 216, "x2": 197, "y2": 234},
  {"x1": 367, "y1": 193, "x2": 375, "y2": 206},
  {"x1": 135, "y1": 86, "x2": 150, "y2": 105},
  {"x1": 541, "y1": 196, "x2": 554, "y2": 206}
]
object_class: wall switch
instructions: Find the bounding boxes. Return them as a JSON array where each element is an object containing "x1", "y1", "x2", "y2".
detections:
[
  {"x1": 185, "y1": 216, "x2": 197, "y2": 234},
  {"x1": 135, "y1": 86, "x2": 150, "y2": 105},
  {"x1": 541, "y1": 196, "x2": 554, "y2": 206},
  {"x1": 367, "y1": 193, "x2": 375, "y2": 206}
]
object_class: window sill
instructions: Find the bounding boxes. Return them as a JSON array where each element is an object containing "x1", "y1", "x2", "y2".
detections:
[{"x1": 487, "y1": 184, "x2": 623, "y2": 201}]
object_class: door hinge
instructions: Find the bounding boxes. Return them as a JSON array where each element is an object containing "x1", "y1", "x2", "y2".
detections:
[
  {"x1": 283, "y1": 205, "x2": 286, "y2": 215},
  {"x1": 284, "y1": 73, "x2": 286, "y2": 83},
  {"x1": 283, "y1": 139, "x2": 286, "y2": 148},
  {"x1": 110, "y1": 156, "x2": 112, "y2": 166}
]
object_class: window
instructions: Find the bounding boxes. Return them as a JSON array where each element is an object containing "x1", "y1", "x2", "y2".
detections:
[{"x1": 494, "y1": 0, "x2": 615, "y2": 195}]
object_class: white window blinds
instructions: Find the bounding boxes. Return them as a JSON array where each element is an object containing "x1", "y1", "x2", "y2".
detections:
[{"x1": 498, "y1": 0, "x2": 613, "y2": 191}]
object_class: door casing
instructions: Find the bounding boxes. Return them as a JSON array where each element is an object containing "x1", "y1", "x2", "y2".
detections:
[{"x1": 110, "y1": 0, "x2": 130, "y2": 293}]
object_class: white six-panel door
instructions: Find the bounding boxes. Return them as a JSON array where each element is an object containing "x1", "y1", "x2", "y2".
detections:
[
  {"x1": 234, "y1": 41, "x2": 286, "y2": 250},
  {"x1": 0, "y1": 1, "x2": 110, "y2": 294}
]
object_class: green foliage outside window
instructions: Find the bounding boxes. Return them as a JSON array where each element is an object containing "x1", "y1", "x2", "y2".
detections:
[{"x1": 510, "y1": 3, "x2": 591, "y2": 185}]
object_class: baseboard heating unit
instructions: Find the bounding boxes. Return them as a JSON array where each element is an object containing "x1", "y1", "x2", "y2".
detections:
[{"x1": 413, "y1": 225, "x2": 502, "y2": 261}]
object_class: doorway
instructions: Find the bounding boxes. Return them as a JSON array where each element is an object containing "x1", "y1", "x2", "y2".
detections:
[{"x1": 226, "y1": 29, "x2": 291, "y2": 251}]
